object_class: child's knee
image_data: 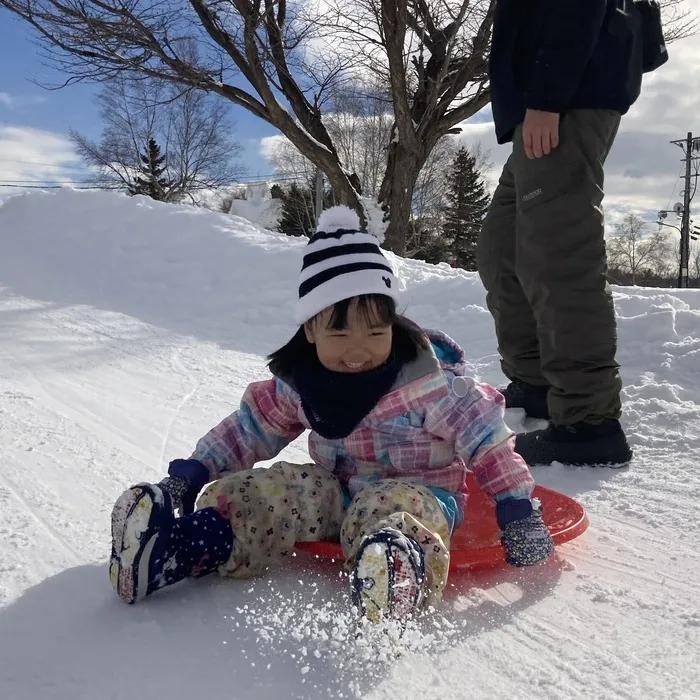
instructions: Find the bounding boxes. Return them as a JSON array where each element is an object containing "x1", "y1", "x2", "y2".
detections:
[
  {"x1": 340, "y1": 480, "x2": 452, "y2": 604},
  {"x1": 196, "y1": 467, "x2": 296, "y2": 578},
  {"x1": 341, "y1": 480, "x2": 451, "y2": 549},
  {"x1": 269, "y1": 461, "x2": 344, "y2": 542},
  {"x1": 194, "y1": 463, "x2": 344, "y2": 578}
]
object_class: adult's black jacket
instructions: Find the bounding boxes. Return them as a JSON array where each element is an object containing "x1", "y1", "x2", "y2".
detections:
[{"x1": 489, "y1": 0, "x2": 645, "y2": 143}]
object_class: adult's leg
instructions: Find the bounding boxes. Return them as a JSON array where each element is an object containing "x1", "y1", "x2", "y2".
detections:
[
  {"x1": 511, "y1": 109, "x2": 622, "y2": 425},
  {"x1": 478, "y1": 158, "x2": 546, "y2": 386}
]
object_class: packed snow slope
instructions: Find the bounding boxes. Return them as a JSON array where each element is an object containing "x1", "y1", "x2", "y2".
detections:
[{"x1": 0, "y1": 190, "x2": 698, "y2": 700}]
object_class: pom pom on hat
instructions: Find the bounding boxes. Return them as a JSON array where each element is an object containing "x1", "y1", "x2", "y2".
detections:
[
  {"x1": 316, "y1": 205, "x2": 362, "y2": 234},
  {"x1": 294, "y1": 205, "x2": 400, "y2": 324}
]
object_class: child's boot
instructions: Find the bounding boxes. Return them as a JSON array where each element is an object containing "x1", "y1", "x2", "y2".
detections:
[
  {"x1": 351, "y1": 528, "x2": 426, "y2": 624},
  {"x1": 109, "y1": 483, "x2": 233, "y2": 604}
]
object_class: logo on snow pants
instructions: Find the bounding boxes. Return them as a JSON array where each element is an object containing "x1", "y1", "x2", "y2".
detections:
[{"x1": 522, "y1": 188, "x2": 543, "y2": 202}]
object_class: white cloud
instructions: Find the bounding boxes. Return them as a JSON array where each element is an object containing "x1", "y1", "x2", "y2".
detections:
[
  {"x1": 0, "y1": 124, "x2": 83, "y2": 199},
  {"x1": 0, "y1": 92, "x2": 48, "y2": 109},
  {"x1": 259, "y1": 134, "x2": 286, "y2": 161}
]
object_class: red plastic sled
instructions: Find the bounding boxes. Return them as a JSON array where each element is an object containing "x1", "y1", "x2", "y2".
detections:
[{"x1": 295, "y1": 472, "x2": 588, "y2": 571}]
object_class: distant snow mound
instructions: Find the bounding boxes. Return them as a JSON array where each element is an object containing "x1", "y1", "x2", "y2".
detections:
[{"x1": 228, "y1": 182, "x2": 283, "y2": 231}]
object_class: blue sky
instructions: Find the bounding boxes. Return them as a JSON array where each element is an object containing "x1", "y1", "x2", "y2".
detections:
[
  {"x1": 0, "y1": 13, "x2": 278, "y2": 185},
  {"x1": 0, "y1": 16, "x2": 100, "y2": 139},
  {"x1": 2, "y1": 1, "x2": 700, "y2": 229}
]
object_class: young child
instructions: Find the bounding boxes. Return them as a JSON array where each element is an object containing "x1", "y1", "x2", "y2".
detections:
[{"x1": 109, "y1": 206, "x2": 554, "y2": 622}]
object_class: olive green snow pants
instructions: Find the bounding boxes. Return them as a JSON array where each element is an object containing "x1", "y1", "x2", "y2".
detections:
[{"x1": 477, "y1": 109, "x2": 622, "y2": 425}]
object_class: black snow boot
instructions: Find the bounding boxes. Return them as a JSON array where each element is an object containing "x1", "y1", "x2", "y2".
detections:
[
  {"x1": 500, "y1": 379, "x2": 551, "y2": 420},
  {"x1": 110, "y1": 483, "x2": 233, "y2": 604},
  {"x1": 514, "y1": 418, "x2": 633, "y2": 467}
]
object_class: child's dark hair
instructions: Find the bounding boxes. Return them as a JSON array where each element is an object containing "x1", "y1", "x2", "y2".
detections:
[{"x1": 267, "y1": 294, "x2": 429, "y2": 377}]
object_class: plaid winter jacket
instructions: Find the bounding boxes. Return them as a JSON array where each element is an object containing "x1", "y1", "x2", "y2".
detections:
[{"x1": 190, "y1": 329, "x2": 534, "y2": 508}]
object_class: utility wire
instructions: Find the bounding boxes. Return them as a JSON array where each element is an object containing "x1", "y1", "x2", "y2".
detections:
[
  {"x1": 665, "y1": 161, "x2": 686, "y2": 211},
  {"x1": 0, "y1": 179, "x2": 113, "y2": 185},
  {"x1": 0, "y1": 158, "x2": 89, "y2": 171},
  {"x1": 0, "y1": 183, "x2": 119, "y2": 190}
]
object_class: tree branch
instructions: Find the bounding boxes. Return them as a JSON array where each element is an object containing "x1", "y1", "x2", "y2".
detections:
[{"x1": 381, "y1": 0, "x2": 417, "y2": 147}]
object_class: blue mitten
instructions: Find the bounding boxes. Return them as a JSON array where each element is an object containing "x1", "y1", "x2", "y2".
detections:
[
  {"x1": 496, "y1": 498, "x2": 554, "y2": 567},
  {"x1": 160, "y1": 459, "x2": 210, "y2": 516}
]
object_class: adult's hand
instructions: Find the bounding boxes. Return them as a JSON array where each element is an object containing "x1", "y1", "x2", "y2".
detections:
[{"x1": 523, "y1": 109, "x2": 560, "y2": 159}]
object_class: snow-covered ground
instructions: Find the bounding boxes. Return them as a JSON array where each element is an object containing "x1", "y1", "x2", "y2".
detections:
[{"x1": 0, "y1": 189, "x2": 698, "y2": 699}]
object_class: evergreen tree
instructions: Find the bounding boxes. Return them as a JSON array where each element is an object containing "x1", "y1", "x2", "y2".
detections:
[
  {"x1": 277, "y1": 183, "x2": 332, "y2": 237},
  {"x1": 442, "y1": 147, "x2": 491, "y2": 271},
  {"x1": 409, "y1": 218, "x2": 452, "y2": 264},
  {"x1": 128, "y1": 138, "x2": 174, "y2": 201}
]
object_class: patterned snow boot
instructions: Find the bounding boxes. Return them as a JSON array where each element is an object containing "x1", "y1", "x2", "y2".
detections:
[
  {"x1": 109, "y1": 483, "x2": 233, "y2": 604},
  {"x1": 351, "y1": 528, "x2": 426, "y2": 624}
]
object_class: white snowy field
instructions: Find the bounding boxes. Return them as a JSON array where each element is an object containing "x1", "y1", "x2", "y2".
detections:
[{"x1": 0, "y1": 189, "x2": 698, "y2": 700}]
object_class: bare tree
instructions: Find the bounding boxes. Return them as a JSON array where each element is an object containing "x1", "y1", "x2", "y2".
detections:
[
  {"x1": 663, "y1": 0, "x2": 698, "y2": 41},
  {"x1": 323, "y1": 85, "x2": 395, "y2": 200},
  {"x1": 265, "y1": 138, "x2": 317, "y2": 188},
  {"x1": 0, "y1": 0, "x2": 495, "y2": 253},
  {"x1": 1, "y1": 0, "x2": 693, "y2": 252},
  {"x1": 265, "y1": 98, "x2": 394, "y2": 203},
  {"x1": 165, "y1": 88, "x2": 243, "y2": 199},
  {"x1": 70, "y1": 76, "x2": 241, "y2": 202},
  {"x1": 266, "y1": 114, "x2": 484, "y2": 258},
  {"x1": 320, "y1": 0, "x2": 496, "y2": 252},
  {"x1": 607, "y1": 213, "x2": 673, "y2": 284},
  {"x1": 403, "y1": 137, "x2": 458, "y2": 257},
  {"x1": 70, "y1": 78, "x2": 163, "y2": 194},
  {"x1": 265, "y1": 76, "x2": 474, "y2": 222}
]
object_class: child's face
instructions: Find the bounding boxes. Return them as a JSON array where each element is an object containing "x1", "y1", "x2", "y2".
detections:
[{"x1": 304, "y1": 299, "x2": 393, "y2": 373}]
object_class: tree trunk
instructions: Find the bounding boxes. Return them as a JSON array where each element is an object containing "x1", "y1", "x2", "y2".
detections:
[
  {"x1": 378, "y1": 139, "x2": 426, "y2": 255},
  {"x1": 324, "y1": 167, "x2": 363, "y2": 217}
]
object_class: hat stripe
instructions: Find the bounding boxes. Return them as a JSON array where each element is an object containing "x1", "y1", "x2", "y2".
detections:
[
  {"x1": 299, "y1": 261, "x2": 394, "y2": 298},
  {"x1": 300, "y1": 252, "x2": 392, "y2": 284},
  {"x1": 309, "y1": 228, "x2": 359, "y2": 242},
  {"x1": 301, "y1": 242, "x2": 383, "y2": 271},
  {"x1": 304, "y1": 231, "x2": 381, "y2": 255}
]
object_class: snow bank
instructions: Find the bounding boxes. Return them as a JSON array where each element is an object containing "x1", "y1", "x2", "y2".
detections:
[
  {"x1": 0, "y1": 189, "x2": 486, "y2": 357},
  {"x1": 0, "y1": 189, "x2": 302, "y2": 355}
]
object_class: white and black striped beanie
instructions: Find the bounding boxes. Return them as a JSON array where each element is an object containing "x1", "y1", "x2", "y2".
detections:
[{"x1": 294, "y1": 206, "x2": 400, "y2": 325}]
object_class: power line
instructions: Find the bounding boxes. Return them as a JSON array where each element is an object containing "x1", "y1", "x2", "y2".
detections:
[
  {"x1": 0, "y1": 160, "x2": 316, "y2": 184},
  {"x1": 0, "y1": 183, "x2": 114, "y2": 190},
  {"x1": 0, "y1": 170, "x2": 326, "y2": 191},
  {"x1": 0, "y1": 175, "x2": 290, "y2": 186},
  {"x1": 0, "y1": 158, "x2": 89, "y2": 171},
  {"x1": 0, "y1": 179, "x2": 111, "y2": 185},
  {"x1": 0, "y1": 159, "x2": 323, "y2": 181},
  {"x1": 665, "y1": 161, "x2": 685, "y2": 212}
]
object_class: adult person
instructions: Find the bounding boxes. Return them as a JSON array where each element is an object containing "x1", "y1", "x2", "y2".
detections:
[{"x1": 477, "y1": 0, "x2": 667, "y2": 466}]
